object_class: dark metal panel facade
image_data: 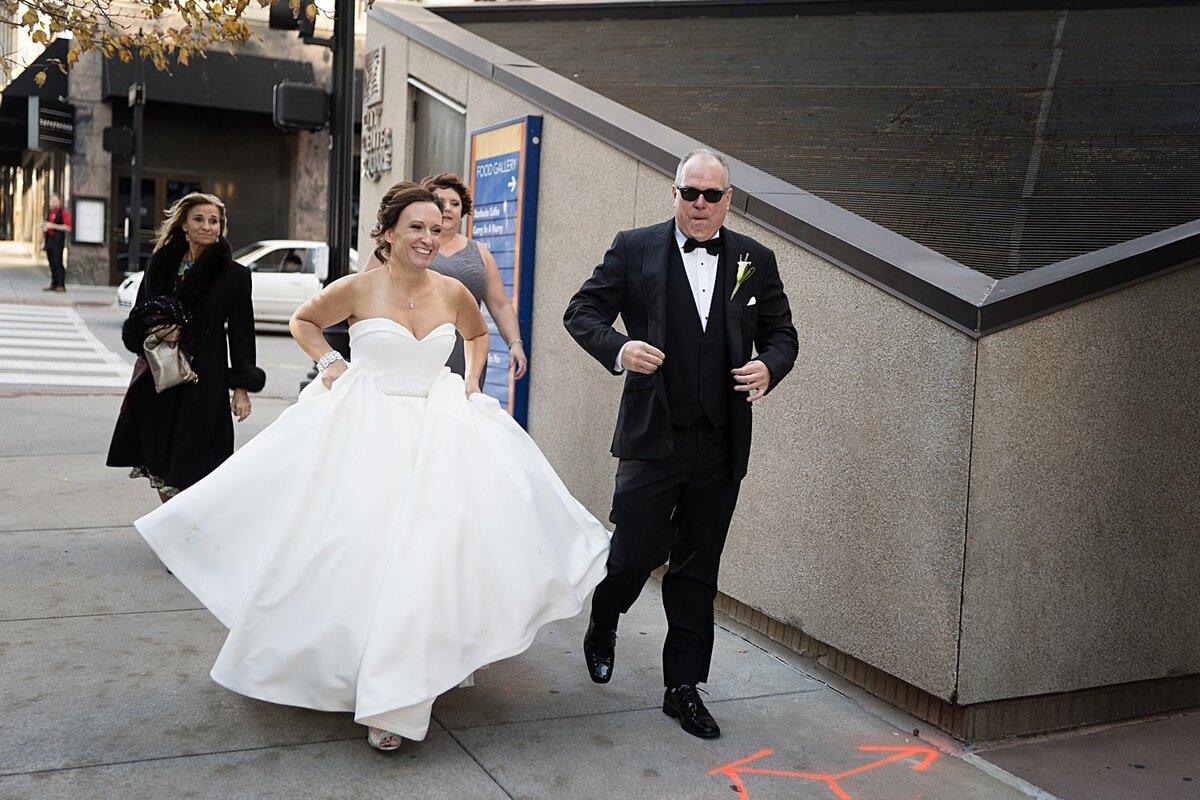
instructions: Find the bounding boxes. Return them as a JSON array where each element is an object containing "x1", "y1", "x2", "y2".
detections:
[
  {"x1": 371, "y1": 2, "x2": 1200, "y2": 336},
  {"x1": 461, "y1": 7, "x2": 1200, "y2": 280}
]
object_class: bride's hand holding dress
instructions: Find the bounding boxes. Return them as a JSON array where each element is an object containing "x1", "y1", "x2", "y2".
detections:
[{"x1": 319, "y1": 358, "x2": 347, "y2": 389}]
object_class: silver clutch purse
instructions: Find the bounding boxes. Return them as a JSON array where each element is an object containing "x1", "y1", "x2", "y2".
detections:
[{"x1": 143, "y1": 334, "x2": 199, "y2": 393}]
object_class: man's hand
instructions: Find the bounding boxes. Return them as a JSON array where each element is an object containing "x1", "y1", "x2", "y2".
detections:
[
  {"x1": 621, "y1": 341, "x2": 666, "y2": 375},
  {"x1": 732, "y1": 359, "x2": 772, "y2": 403}
]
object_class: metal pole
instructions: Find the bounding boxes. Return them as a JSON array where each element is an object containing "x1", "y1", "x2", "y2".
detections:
[
  {"x1": 128, "y1": 49, "x2": 145, "y2": 273},
  {"x1": 327, "y1": 0, "x2": 354, "y2": 287},
  {"x1": 300, "y1": 0, "x2": 355, "y2": 392}
]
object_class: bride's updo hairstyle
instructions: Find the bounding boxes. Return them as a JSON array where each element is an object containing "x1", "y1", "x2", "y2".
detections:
[{"x1": 370, "y1": 181, "x2": 444, "y2": 264}]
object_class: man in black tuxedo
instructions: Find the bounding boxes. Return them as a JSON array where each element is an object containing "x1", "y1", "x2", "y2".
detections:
[{"x1": 564, "y1": 149, "x2": 798, "y2": 738}]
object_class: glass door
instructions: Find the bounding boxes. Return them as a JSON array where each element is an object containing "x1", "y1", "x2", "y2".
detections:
[
  {"x1": 113, "y1": 176, "x2": 155, "y2": 274},
  {"x1": 109, "y1": 174, "x2": 206, "y2": 281},
  {"x1": 165, "y1": 179, "x2": 204, "y2": 209}
]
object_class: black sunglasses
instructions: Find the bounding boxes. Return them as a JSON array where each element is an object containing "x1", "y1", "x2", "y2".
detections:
[{"x1": 676, "y1": 185, "x2": 729, "y2": 203}]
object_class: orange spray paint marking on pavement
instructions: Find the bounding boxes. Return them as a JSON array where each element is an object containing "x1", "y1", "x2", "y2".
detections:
[{"x1": 709, "y1": 744, "x2": 939, "y2": 799}]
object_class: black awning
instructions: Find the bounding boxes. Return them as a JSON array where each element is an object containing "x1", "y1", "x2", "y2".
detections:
[
  {"x1": 0, "y1": 39, "x2": 73, "y2": 163},
  {"x1": 0, "y1": 38, "x2": 70, "y2": 102},
  {"x1": 102, "y1": 49, "x2": 316, "y2": 115}
]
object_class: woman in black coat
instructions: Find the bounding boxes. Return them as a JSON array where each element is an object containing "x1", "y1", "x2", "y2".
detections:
[{"x1": 108, "y1": 192, "x2": 265, "y2": 502}]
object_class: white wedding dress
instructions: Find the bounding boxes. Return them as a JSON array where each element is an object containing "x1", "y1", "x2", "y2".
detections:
[{"x1": 135, "y1": 318, "x2": 610, "y2": 740}]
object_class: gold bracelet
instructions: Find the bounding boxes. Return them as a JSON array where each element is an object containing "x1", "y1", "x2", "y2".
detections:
[{"x1": 507, "y1": 338, "x2": 523, "y2": 349}]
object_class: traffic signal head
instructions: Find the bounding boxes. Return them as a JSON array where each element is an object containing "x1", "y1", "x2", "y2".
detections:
[
  {"x1": 272, "y1": 81, "x2": 328, "y2": 132},
  {"x1": 102, "y1": 126, "x2": 135, "y2": 157},
  {"x1": 268, "y1": 0, "x2": 317, "y2": 38}
]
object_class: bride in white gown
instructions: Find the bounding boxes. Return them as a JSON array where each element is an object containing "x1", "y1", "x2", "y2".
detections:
[{"x1": 134, "y1": 182, "x2": 610, "y2": 751}]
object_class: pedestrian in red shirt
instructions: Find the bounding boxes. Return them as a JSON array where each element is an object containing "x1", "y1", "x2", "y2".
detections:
[{"x1": 43, "y1": 193, "x2": 71, "y2": 292}]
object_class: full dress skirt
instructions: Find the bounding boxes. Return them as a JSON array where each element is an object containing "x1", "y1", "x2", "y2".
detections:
[{"x1": 134, "y1": 319, "x2": 610, "y2": 739}]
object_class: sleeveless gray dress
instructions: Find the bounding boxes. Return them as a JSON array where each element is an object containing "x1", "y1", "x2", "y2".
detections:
[{"x1": 430, "y1": 238, "x2": 489, "y2": 385}]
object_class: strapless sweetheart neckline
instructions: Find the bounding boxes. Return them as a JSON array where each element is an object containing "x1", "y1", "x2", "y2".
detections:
[{"x1": 349, "y1": 318, "x2": 455, "y2": 342}]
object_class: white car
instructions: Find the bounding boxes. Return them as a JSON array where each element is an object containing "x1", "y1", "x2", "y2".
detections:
[{"x1": 115, "y1": 240, "x2": 359, "y2": 324}]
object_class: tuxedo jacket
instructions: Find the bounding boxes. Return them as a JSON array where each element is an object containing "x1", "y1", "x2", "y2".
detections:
[{"x1": 564, "y1": 220, "x2": 798, "y2": 480}]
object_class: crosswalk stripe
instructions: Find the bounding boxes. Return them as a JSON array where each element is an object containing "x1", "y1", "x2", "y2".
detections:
[
  {"x1": 0, "y1": 329, "x2": 93, "y2": 340},
  {"x1": 0, "y1": 359, "x2": 132, "y2": 374},
  {"x1": 0, "y1": 307, "x2": 66, "y2": 319},
  {"x1": 0, "y1": 348, "x2": 119, "y2": 360},
  {"x1": 0, "y1": 303, "x2": 133, "y2": 389},
  {"x1": 0, "y1": 373, "x2": 132, "y2": 387},
  {"x1": 0, "y1": 319, "x2": 78, "y2": 328},
  {"x1": 0, "y1": 338, "x2": 98, "y2": 350}
]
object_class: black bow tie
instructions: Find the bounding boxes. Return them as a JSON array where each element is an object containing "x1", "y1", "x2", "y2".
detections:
[{"x1": 682, "y1": 236, "x2": 721, "y2": 256}]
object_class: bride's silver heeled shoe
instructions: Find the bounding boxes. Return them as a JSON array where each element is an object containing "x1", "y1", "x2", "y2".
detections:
[{"x1": 367, "y1": 727, "x2": 402, "y2": 751}]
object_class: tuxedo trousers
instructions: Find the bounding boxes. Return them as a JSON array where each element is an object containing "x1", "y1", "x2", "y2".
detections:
[{"x1": 592, "y1": 422, "x2": 741, "y2": 687}]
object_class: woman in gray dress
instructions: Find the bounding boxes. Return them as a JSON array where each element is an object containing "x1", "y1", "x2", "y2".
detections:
[{"x1": 362, "y1": 173, "x2": 528, "y2": 385}]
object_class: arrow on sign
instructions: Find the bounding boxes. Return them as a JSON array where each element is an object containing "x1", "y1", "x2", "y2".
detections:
[
  {"x1": 507, "y1": 176, "x2": 517, "y2": 192},
  {"x1": 709, "y1": 745, "x2": 939, "y2": 800}
]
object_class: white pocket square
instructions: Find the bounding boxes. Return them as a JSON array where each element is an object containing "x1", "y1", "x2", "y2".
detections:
[{"x1": 746, "y1": 296, "x2": 757, "y2": 306}]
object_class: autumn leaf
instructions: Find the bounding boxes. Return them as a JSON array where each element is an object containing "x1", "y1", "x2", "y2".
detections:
[{"x1": 2, "y1": 0, "x2": 333, "y2": 80}]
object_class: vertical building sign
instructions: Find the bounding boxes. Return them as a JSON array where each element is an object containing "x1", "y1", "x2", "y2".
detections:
[
  {"x1": 361, "y1": 48, "x2": 392, "y2": 181},
  {"x1": 468, "y1": 116, "x2": 541, "y2": 428}
]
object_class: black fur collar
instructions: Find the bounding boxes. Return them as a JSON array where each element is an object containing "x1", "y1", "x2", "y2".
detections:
[{"x1": 145, "y1": 235, "x2": 232, "y2": 310}]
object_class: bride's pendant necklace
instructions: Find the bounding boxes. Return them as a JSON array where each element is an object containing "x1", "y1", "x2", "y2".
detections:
[
  {"x1": 403, "y1": 284, "x2": 426, "y2": 309},
  {"x1": 388, "y1": 267, "x2": 424, "y2": 310}
]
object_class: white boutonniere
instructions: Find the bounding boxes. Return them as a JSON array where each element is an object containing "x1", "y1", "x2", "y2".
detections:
[{"x1": 731, "y1": 254, "x2": 755, "y2": 300}]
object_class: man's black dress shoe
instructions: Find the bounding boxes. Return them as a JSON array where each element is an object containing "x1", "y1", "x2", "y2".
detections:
[
  {"x1": 663, "y1": 684, "x2": 721, "y2": 739},
  {"x1": 582, "y1": 622, "x2": 616, "y2": 684}
]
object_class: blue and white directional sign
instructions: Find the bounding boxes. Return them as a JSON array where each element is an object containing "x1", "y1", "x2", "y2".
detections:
[{"x1": 468, "y1": 115, "x2": 541, "y2": 428}]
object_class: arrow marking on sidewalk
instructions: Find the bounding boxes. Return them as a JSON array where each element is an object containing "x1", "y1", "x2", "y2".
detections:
[{"x1": 710, "y1": 744, "x2": 939, "y2": 799}]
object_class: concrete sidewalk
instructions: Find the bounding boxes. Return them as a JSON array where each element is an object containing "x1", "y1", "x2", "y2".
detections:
[
  {"x1": 2, "y1": 245, "x2": 1194, "y2": 799},
  {"x1": 0, "y1": 398, "x2": 1038, "y2": 800},
  {"x1": 0, "y1": 241, "x2": 119, "y2": 308}
]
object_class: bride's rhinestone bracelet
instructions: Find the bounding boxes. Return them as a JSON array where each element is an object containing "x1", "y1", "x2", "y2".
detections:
[{"x1": 316, "y1": 351, "x2": 345, "y2": 372}]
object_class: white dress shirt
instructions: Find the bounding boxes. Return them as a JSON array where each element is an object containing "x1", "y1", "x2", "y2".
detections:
[
  {"x1": 674, "y1": 226, "x2": 720, "y2": 331},
  {"x1": 614, "y1": 227, "x2": 721, "y2": 372}
]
